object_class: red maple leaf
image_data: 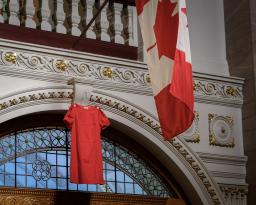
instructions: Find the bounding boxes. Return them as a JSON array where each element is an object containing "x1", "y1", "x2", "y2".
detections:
[
  {"x1": 153, "y1": 1, "x2": 179, "y2": 60},
  {"x1": 135, "y1": 0, "x2": 150, "y2": 15}
]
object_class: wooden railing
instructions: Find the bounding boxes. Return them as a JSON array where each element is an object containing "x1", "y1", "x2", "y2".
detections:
[{"x1": 0, "y1": 0, "x2": 138, "y2": 47}]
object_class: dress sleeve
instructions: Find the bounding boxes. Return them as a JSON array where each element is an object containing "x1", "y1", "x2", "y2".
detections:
[
  {"x1": 98, "y1": 108, "x2": 110, "y2": 129},
  {"x1": 64, "y1": 104, "x2": 75, "y2": 129}
]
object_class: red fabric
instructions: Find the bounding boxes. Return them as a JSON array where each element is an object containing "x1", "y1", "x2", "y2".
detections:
[
  {"x1": 155, "y1": 51, "x2": 194, "y2": 140},
  {"x1": 135, "y1": 0, "x2": 150, "y2": 15},
  {"x1": 64, "y1": 104, "x2": 110, "y2": 184},
  {"x1": 153, "y1": 0, "x2": 179, "y2": 59},
  {"x1": 136, "y1": 0, "x2": 194, "y2": 140}
]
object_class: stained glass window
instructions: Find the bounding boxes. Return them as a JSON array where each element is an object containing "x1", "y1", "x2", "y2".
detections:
[{"x1": 0, "y1": 127, "x2": 172, "y2": 197}]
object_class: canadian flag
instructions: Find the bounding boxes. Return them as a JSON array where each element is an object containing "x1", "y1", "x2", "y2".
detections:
[{"x1": 135, "y1": 0, "x2": 194, "y2": 140}]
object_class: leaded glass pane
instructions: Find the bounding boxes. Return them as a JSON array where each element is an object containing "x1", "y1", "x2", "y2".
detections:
[{"x1": 0, "y1": 127, "x2": 173, "y2": 197}]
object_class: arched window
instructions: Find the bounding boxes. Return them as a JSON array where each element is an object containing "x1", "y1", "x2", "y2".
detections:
[{"x1": 0, "y1": 127, "x2": 174, "y2": 197}]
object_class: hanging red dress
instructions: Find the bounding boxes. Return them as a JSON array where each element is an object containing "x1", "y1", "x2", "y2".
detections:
[{"x1": 64, "y1": 103, "x2": 110, "y2": 184}]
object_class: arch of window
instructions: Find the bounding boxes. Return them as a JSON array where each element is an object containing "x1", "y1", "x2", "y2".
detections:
[{"x1": 0, "y1": 127, "x2": 173, "y2": 197}]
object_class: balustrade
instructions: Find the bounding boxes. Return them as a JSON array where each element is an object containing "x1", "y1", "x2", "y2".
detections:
[{"x1": 0, "y1": 0, "x2": 138, "y2": 47}]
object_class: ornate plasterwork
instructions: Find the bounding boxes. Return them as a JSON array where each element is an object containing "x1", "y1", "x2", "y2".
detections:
[
  {"x1": 0, "y1": 189, "x2": 168, "y2": 205},
  {"x1": 193, "y1": 79, "x2": 243, "y2": 106},
  {"x1": 180, "y1": 111, "x2": 200, "y2": 143},
  {"x1": 0, "y1": 46, "x2": 243, "y2": 105},
  {"x1": 90, "y1": 95, "x2": 161, "y2": 134},
  {"x1": 219, "y1": 184, "x2": 248, "y2": 205},
  {"x1": 0, "y1": 49, "x2": 151, "y2": 86},
  {"x1": 0, "y1": 90, "x2": 72, "y2": 113},
  {"x1": 208, "y1": 114, "x2": 235, "y2": 148},
  {"x1": 0, "y1": 88, "x2": 224, "y2": 204},
  {"x1": 194, "y1": 80, "x2": 242, "y2": 99},
  {"x1": 219, "y1": 184, "x2": 248, "y2": 196}
]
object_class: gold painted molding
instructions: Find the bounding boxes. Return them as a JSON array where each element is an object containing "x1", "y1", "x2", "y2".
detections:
[{"x1": 0, "y1": 188, "x2": 169, "y2": 205}]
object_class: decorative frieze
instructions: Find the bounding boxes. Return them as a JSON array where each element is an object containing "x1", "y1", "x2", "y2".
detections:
[
  {"x1": 0, "y1": 47, "x2": 243, "y2": 106},
  {"x1": 0, "y1": 50, "x2": 151, "y2": 85},
  {"x1": 208, "y1": 114, "x2": 235, "y2": 148},
  {"x1": 194, "y1": 79, "x2": 243, "y2": 104}
]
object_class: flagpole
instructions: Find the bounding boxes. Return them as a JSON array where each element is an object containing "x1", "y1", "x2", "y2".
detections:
[{"x1": 71, "y1": 0, "x2": 109, "y2": 49}]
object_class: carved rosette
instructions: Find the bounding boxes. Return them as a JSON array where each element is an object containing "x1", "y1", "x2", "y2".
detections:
[
  {"x1": 4, "y1": 52, "x2": 17, "y2": 64},
  {"x1": 53, "y1": 59, "x2": 69, "y2": 72},
  {"x1": 181, "y1": 112, "x2": 200, "y2": 143},
  {"x1": 208, "y1": 114, "x2": 235, "y2": 148}
]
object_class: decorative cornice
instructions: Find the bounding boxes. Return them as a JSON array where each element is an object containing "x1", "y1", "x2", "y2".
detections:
[
  {"x1": 0, "y1": 49, "x2": 151, "y2": 86},
  {"x1": 0, "y1": 44, "x2": 244, "y2": 106}
]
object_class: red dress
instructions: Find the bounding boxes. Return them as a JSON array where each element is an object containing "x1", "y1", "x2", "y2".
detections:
[{"x1": 64, "y1": 103, "x2": 110, "y2": 184}]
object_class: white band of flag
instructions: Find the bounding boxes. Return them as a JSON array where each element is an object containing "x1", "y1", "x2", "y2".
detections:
[{"x1": 136, "y1": 0, "x2": 194, "y2": 140}]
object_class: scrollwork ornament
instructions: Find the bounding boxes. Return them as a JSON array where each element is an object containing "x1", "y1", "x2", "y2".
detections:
[
  {"x1": 118, "y1": 70, "x2": 134, "y2": 82},
  {"x1": 77, "y1": 63, "x2": 89, "y2": 74},
  {"x1": 204, "y1": 82, "x2": 216, "y2": 94},
  {"x1": 28, "y1": 56, "x2": 41, "y2": 67},
  {"x1": 208, "y1": 114, "x2": 235, "y2": 147},
  {"x1": 194, "y1": 79, "x2": 242, "y2": 100},
  {"x1": 1, "y1": 196, "x2": 17, "y2": 205},
  {"x1": 17, "y1": 54, "x2": 54, "y2": 72}
]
